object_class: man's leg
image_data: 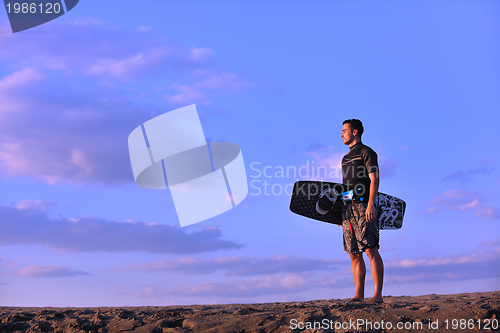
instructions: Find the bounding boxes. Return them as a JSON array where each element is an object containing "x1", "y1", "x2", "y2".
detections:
[
  {"x1": 365, "y1": 247, "x2": 384, "y2": 303},
  {"x1": 349, "y1": 253, "x2": 366, "y2": 301}
]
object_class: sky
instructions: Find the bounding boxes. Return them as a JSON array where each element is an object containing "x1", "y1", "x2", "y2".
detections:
[{"x1": 0, "y1": 0, "x2": 499, "y2": 307}]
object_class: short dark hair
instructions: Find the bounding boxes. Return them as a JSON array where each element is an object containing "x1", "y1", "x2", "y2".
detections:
[{"x1": 343, "y1": 119, "x2": 364, "y2": 138}]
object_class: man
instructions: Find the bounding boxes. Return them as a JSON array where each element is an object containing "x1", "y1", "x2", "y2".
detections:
[{"x1": 340, "y1": 119, "x2": 384, "y2": 303}]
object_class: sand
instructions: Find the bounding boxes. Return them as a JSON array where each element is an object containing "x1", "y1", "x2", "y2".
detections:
[{"x1": 1, "y1": 291, "x2": 499, "y2": 332}]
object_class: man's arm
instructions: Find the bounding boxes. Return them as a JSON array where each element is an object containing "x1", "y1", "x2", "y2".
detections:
[{"x1": 366, "y1": 171, "x2": 379, "y2": 222}]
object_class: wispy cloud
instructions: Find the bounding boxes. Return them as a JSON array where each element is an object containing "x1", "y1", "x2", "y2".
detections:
[
  {"x1": 479, "y1": 239, "x2": 500, "y2": 248},
  {"x1": 119, "y1": 255, "x2": 347, "y2": 276},
  {"x1": 385, "y1": 242, "x2": 500, "y2": 283},
  {"x1": 0, "y1": 67, "x2": 152, "y2": 185},
  {"x1": 0, "y1": 18, "x2": 253, "y2": 185},
  {"x1": 120, "y1": 243, "x2": 500, "y2": 302},
  {"x1": 443, "y1": 167, "x2": 495, "y2": 182},
  {"x1": 137, "y1": 273, "x2": 343, "y2": 299},
  {"x1": 15, "y1": 199, "x2": 55, "y2": 212},
  {"x1": 16, "y1": 265, "x2": 89, "y2": 278},
  {"x1": 0, "y1": 19, "x2": 216, "y2": 80},
  {"x1": 474, "y1": 207, "x2": 500, "y2": 219},
  {"x1": 380, "y1": 237, "x2": 407, "y2": 252},
  {"x1": 166, "y1": 73, "x2": 254, "y2": 106},
  {"x1": 301, "y1": 144, "x2": 344, "y2": 182},
  {"x1": 0, "y1": 203, "x2": 243, "y2": 254},
  {"x1": 427, "y1": 189, "x2": 500, "y2": 219},
  {"x1": 378, "y1": 156, "x2": 398, "y2": 179}
]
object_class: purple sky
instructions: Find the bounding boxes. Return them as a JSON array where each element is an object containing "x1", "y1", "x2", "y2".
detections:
[{"x1": 0, "y1": 1, "x2": 499, "y2": 306}]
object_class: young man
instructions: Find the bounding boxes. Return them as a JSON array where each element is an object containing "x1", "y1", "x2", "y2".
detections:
[{"x1": 340, "y1": 119, "x2": 384, "y2": 303}]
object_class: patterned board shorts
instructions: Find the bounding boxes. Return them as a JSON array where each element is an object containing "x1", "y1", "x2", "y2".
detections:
[{"x1": 342, "y1": 200, "x2": 380, "y2": 254}]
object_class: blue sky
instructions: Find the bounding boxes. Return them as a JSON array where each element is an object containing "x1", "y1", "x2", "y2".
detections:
[{"x1": 0, "y1": 0, "x2": 499, "y2": 306}]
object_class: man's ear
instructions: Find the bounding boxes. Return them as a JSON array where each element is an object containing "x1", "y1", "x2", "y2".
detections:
[{"x1": 352, "y1": 129, "x2": 358, "y2": 137}]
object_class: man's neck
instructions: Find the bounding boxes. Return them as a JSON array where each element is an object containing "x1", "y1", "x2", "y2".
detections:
[{"x1": 349, "y1": 138, "x2": 361, "y2": 148}]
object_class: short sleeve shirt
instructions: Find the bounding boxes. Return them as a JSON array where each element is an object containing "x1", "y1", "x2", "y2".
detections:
[{"x1": 341, "y1": 142, "x2": 378, "y2": 200}]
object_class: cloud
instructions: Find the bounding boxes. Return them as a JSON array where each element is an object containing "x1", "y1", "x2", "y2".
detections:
[
  {"x1": 0, "y1": 67, "x2": 43, "y2": 91},
  {"x1": 479, "y1": 239, "x2": 500, "y2": 248},
  {"x1": 302, "y1": 144, "x2": 344, "y2": 182},
  {"x1": 125, "y1": 243, "x2": 500, "y2": 301},
  {"x1": 119, "y1": 255, "x2": 347, "y2": 276},
  {"x1": 475, "y1": 207, "x2": 500, "y2": 219},
  {"x1": 0, "y1": 203, "x2": 243, "y2": 254},
  {"x1": 117, "y1": 254, "x2": 350, "y2": 301},
  {"x1": 15, "y1": 199, "x2": 55, "y2": 212},
  {"x1": 0, "y1": 72, "x2": 147, "y2": 185},
  {"x1": 0, "y1": 19, "x2": 215, "y2": 80},
  {"x1": 0, "y1": 18, "x2": 253, "y2": 185},
  {"x1": 166, "y1": 73, "x2": 254, "y2": 106},
  {"x1": 380, "y1": 237, "x2": 407, "y2": 252},
  {"x1": 378, "y1": 156, "x2": 398, "y2": 179},
  {"x1": 16, "y1": 265, "x2": 89, "y2": 278},
  {"x1": 427, "y1": 190, "x2": 500, "y2": 219},
  {"x1": 386, "y1": 251, "x2": 498, "y2": 268},
  {"x1": 188, "y1": 47, "x2": 213, "y2": 62},
  {"x1": 166, "y1": 83, "x2": 208, "y2": 106},
  {"x1": 137, "y1": 273, "x2": 343, "y2": 299},
  {"x1": 385, "y1": 243, "x2": 500, "y2": 283},
  {"x1": 443, "y1": 167, "x2": 495, "y2": 182}
]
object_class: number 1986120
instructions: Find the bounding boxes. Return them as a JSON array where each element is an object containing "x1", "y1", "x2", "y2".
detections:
[
  {"x1": 444, "y1": 318, "x2": 499, "y2": 330},
  {"x1": 6, "y1": 2, "x2": 62, "y2": 14}
]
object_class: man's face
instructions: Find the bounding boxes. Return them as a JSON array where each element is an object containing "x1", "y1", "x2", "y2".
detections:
[{"x1": 341, "y1": 123, "x2": 356, "y2": 145}]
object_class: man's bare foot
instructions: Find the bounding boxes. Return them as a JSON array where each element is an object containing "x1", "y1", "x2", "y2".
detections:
[
  {"x1": 370, "y1": 296, "x2": 383, "y2": 303},
  {"x1": 347, "y1": 297, "x2": 364, "y2": 303}
]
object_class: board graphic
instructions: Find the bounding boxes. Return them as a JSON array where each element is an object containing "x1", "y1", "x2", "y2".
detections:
[{"x1": 289, "y1": 180, "x2": 406, "y2": 230}]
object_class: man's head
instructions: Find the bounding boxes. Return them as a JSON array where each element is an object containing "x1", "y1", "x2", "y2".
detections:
[{"x1": 341, "y1": 119, "x2": 364, "y2": 146}]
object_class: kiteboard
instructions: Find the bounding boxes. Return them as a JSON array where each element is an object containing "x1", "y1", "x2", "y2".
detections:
[{"x1": 289, "y1": 180, "x2": 406, "y2": 230}]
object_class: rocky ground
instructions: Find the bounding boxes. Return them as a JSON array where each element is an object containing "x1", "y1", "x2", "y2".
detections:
[{"x1": 1, "y1": 291, "x2": 499, "y2": 332}]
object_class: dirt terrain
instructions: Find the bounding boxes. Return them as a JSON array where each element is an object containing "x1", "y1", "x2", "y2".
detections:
[{"x1": 1, "y1": 291, "x2": 499, "y2": 332}]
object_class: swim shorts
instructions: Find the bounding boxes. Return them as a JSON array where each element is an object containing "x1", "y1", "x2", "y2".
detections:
[{"x1": 342, "y1": 200, "x2": 380, "y2": 254}]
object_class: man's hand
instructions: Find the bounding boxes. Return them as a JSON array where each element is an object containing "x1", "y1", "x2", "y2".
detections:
[
  {"x1": 367, "y1": 171, "x2": 379, "y2": 223},
  {"x1": 366, "y1": 203, "x2": 376, "y2": 222}
]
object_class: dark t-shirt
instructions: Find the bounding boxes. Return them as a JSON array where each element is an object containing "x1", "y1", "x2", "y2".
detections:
[{"x1": 341, "y1": 142, "x2": 379, "y2": 200}]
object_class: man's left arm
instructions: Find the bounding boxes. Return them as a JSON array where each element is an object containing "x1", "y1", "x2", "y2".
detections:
[{"x1": 366, "y1": 171, "x2": 379, "y2": 222}]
